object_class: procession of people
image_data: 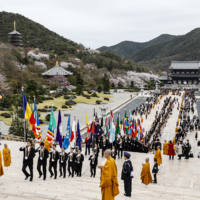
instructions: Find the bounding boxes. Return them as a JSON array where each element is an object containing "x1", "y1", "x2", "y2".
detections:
[{"x1": 0, "y1": 87, "x2": 198, "y2": 200}]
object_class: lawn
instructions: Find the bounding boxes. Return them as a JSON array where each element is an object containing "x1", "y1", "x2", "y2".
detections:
[
  {"x1": 74, "y1": 96, "x2": 113, "y2": 104},
  {"x1": 0, "y1": 116, "x2": 12, "y2": 126}
]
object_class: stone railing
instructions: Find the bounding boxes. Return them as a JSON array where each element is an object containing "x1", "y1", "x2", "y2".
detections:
[{"x1": 1, "y1": 134, "x2": 25, "y2": 142}]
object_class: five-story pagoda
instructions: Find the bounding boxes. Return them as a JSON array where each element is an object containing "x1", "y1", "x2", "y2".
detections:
[{"x1": 8, "y1": 21, "x2": 22, "y2": 46}]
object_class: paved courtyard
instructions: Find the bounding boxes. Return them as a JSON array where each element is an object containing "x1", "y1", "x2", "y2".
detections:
[{"x1": 0, "y1": 91, "x2": 200, "y2": 200}]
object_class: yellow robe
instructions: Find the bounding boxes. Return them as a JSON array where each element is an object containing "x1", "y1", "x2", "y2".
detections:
[
  {"x1": 173, "y1": 138, "x2": 176, "y2": 145},
  {"x1": 0, "y1": 151, "x2": 4, "y2": 176},
  {"x1": 141, "y1": 162, "x2": 152, "y2": 185},
  {"x1": 3, "y1": 148, "x2": 11, "y2": 167},
  {"x1": 163, "y1": 142, "x2": 168, "y2": 155},
  {"x1": 154, "y1": 149, "x2": 162, "y2": 166},
  {"x1": 100, "y1": 157, "x2": 119, "y2": 200},
  {"x1": 45, "y1": 140, "x2": 50, "y2": 151}
]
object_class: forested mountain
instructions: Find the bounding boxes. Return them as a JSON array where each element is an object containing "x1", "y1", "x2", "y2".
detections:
[
  {"x1": 97, "y1": 34, "x2": 177, "y2": 57},
  {"x1": 0, "y1": 11, "x2": 80, "y2": 52},
  {"x1": 125, "y1": 28, "x2": 200, "y2": 71}
]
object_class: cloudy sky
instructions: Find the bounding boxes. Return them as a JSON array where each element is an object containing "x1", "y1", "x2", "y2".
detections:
[{"x1": 1, "y1": 0, "x2": 200, "y2": 48}]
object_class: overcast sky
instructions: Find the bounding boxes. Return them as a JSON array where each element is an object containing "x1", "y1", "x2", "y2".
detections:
[{"x1": 1, "y1": 0, "x2": 200, "y2": 49}]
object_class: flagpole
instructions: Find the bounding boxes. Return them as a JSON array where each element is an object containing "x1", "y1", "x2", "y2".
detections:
[
  {"x1": 22, "y1": 86, "x2": 26, "y2": 146},
  {"x1": 69, "y1": 114, "x2": 71, "y2": 151},
  {"x1": 74, "y1": 116, "x2": 76, "y2": 150}
]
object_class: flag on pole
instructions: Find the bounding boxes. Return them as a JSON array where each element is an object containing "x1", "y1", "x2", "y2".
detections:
[
  {"x1": 70, "y1": 117, "x2": 76, "y2": 146},
  {"x1": 85, "y1": 113, "x2": 92, "y2": 144},
  {"x1": 46, "y1": 106, "x2": 57, "y2": 145},
  {"x1": 22, "y1": 92, "x2": 39, "y2": 140},
  {"x1": 121, "y1": 119, "x2": 125, "y2": 137},
  {"x1": 128, "y1": 111, "x2": 132, "y2": 134},
  {"x1": 124, "y1": 111, "x2": 128, "y2": 134},
  {"x1": 76, "y1": 120, "x2": 81, "y2": 148},
  {"x1": 33, "y1": 99, "x2": 41, "y2": 142},
  {"x1": 63, "y1": 115, "x2": 71, "y2": 149},
  {"x1": 115, "y1": 113, "x2": 120, "y2": 136},
  {"x1": 109, "y1": 119, "x2": 115, "y2": 143},
  {"x1": 56, "y1": 110, "x2": 63, "y2": 148}
]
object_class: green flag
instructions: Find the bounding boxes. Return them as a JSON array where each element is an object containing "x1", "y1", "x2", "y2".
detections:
[
  {"x1": 49, "y1": 106, "x2": 57, "y2": 130},
  {"x1": 116, "y1": 113, "x2": 120, "y2": 136}
]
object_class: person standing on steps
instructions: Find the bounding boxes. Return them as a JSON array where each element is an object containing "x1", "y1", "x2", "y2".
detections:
[
  {"x1": 35, "y1": 142, "x2": 49, "y2": 180},
  {"x1": 49, "y1": 144, "x2": 59, "y2": 179},
  {"x1": 121, "y1": 152, "x2": 133, "y2": 197},
  {"x1": 154, "y1": 146, "x2": 162, "y2": 169},
  {"x1": 19, "y1": 140, "x2": 35, "y2": 181},
  {"x1": 152, "y1": 158, "x2": 158, "y2": 184},
  {"x1": 176, "y1": 141, "x2": 183, "y2": 160},
  {"x1": 59, "y1": 147, "x2": 68, "y2": 178},
  {"x1": 168, "y1": 140, "x2": 175, "y2": 160},
  {"x1": 98, "y1": 149, "x2": 119, "y2": 200},
  {"x1": 67, "y1": 148, "x2": 76, "y2": 177},
  {"x1": 76, "y1": 149, "x2": 84, "y2": 177},
  {"x1": 0, "y1": 150, "x2": 4, "y2": 177},
  {"x1": 2, "y1": 143, "x2": 11, "y2": 170},
  {"x1": 89, "y1": 151, "x2": 97, "y2": 177},
  {"x1": 141, "y1": 158, "x2": 152, "y2": 188}
]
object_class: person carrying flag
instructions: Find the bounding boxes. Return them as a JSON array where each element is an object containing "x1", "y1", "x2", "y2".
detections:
[{"x1": 59, "y1": 147, "x2": 68, "y2": 178}]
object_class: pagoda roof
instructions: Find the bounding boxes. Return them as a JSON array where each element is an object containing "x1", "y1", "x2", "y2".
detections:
[
  {"x1": 9, "y1": 30, "x2": 21, "y2": 35},
  {"x1": 42, "y1": 64, "x2": 73, "y2": 76},
  {"x1": 170, "y1": 61, "x2": 200, "y2": 70}
]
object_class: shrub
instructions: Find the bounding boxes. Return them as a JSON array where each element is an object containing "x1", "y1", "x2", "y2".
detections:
[
  {"x1": 104, "y1": 97, "x2": 109, "y2": 101},
  {"x1": 44, "y1": 105, "x2": 48, "y2": 108},
  {"x1": 65, "y1": 101, "x2": 71, "y2": 105},
  {"x1": 91, "y1": 92, "x2": 98, "y2": 97},
  {"x1": 87, "y1": 91, "x2": 92, "y2": 94},
  {"x1": 4, "y1": 113, "x2": 11, "y2": 118},
  {"x1": 39, "y1": 95, "x2": 46, "y2": 100},
  {"x1": 85, "y1": 95, "x2": 90, "y2": 99},
  {"x1": 71, "y1": 88, "x2": 76, "y2": 92},
  {"x1": 62, "y1": 105, "x2": 68, "y2": 109},
  {"x1": 46, "y1": 97, "x2": 54, "y2": 100},
  {"x1": 45, "y1": 114, "x2": 50, "y2": 121},
  {"x1": 49, "y1": 83, "x2": 58, "y2": 90},
  {"x1": 96, "y1": 100, "x2": 102, "y2": 104},
  {"x1": 39, "y1": 119, "x2": 43, "y2": 124},
  {"x1": 64, "y1": 95, "x2": 70, "y2": 99},
  {"x1": 0, "y1": 113, "x2": 6, "y2": 116}
]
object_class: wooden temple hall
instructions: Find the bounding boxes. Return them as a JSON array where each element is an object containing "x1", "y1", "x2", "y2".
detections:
[{"x1": 158, "y1": 61, "x2": 200, "y2": 85}]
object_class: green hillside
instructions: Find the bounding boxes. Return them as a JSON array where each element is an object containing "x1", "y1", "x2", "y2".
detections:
[
  {"x1": 125, "y1": 28, "x2": 200, "y2": 71},
  {"x1": 0, "y1": 11, "x2": 80, "y2": 52},
  {"x1": 97, "y1": 34, "x2": 176, "y2": 57}
]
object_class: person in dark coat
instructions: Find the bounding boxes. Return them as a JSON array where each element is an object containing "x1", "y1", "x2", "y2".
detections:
[
  {"x1": 118, "y1": 137, "x2": 124, "y2": 159},
  {"x1": 111, "y1": 145, "x2": 117, "y2": 160},
  {"x1": 59, "y1": 147, "x2": 68, "y2": 178},
  {"x1": 19, "y1": 140, "x2": 35, "y2": 181},
  {"x1": 85, "y1": 143, "x2": 91, "y2": 156},
  {"x1": 75, "y1": 149, "x2": 84, "y2": 177},
  {"x1": 88, "y1": 151, "x2": 97, "y2": 177},
  {"x1": 49, "y1": 144, "x2": 59, "y2": 179},
  {"x1": 35, "y1": 142, "x2": 49, "y2": 180},
  {"x1": 121, "y1": 152, "x2": 133, "y2": 197},
  {"x1": 67, "y1": 148, "x2": 76, "y2": 177},
  {"x1": 152, "y1": 158, "x2": 158, "y2": 183}
]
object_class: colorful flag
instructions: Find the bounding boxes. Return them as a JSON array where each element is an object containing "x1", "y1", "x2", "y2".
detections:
[
  {"x1": 56, "y1": 110, "x2": 63, "y2": 148},
  {"x1": 71, "y1": 117, "x2": 76, "y2": 146},
  {"x1": 46, "y1": 106, "x2": 57, "y2": 145},
  {"x1": 121, "y1": 119, "x2": 125, "y2": 137},
  {"x1": 124, "y1": 110, "x2": 128, "y2": 134},
  {"x1": 109, "y1": 119, "x2": 115, "y2": 143},
  {"x1": 63, "y1": 115, "x2": 71, "y2": 149},
  {"x1": 76, "y1": 120, "x2": 81, "y2": 148},
  {"x1": 22, "y1": 92, "x2": 39, "y2": 140},
  {"x1": 115, "y1": 113, "x2": 120, "y2": 136},
  {"x1": 128, "y1": 111, "x2": 132, "y2": 134},
  {"x1": 85, "y1": 113, "x2": 92, "y2": 144},
  {"x1": 33, "y1": 99, "x2": 41, "y2": 142}
]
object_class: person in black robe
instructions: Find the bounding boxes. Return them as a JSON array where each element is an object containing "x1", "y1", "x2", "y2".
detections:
[
  {"x1": 121, "y1": 152, "x2": 133, "y2": 197},
  {"x1": 111, "y1": 145, "x2": 117, "y2": 160},
  {"x1": 49, "y1": 144, "x2": 59, "y2": 179},
  {"x1": 88, "y1": 151, "x2": 97, "y2": 177},
  {"x1": 35, "y1": 142, "x2": 49, "y2": 180},
  {"x1": 75, "y1": 149, "x2": 84, "y2": 177},
  {"x1": 59, "y1": 147, "x2": 68, "y2": 178},
  {"x1": 67, "y1": 148, "x2": 76, "y2": 177},
  {"x1": 19, "y1": 140, "x2": 35, "y2": 181}
]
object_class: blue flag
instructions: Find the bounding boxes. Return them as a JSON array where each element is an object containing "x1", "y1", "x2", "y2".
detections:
[
  {"x1": 76, "y1": 120, "x2": 82, "y2": 148},
  {"x1": 56, "y1": 110, "x2": 63, "y2": 148},
  {"x1": 63, "y1": 115, "x2": 71, "y2": 149}
]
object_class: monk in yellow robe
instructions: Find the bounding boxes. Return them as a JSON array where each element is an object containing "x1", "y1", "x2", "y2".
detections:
[
  {"x1": 98, "y1": 149, "x2": 119, "y2": 200},
  {"x1": 3, "y1": 144, "x2": 11, "y2": 168},
  {"x1": 44, "y1": 140, "x2": 50, "y2": 151},
  {"x1": 163, "y1": 140, "x2": 168, "y2": 155},
  {"x1": 173, "y1": 138, "x2": 176, "y2": 145},
  {"x1": 141, "y1": 158, "x2": 152, "y2": 187},
  {"x1": 154, "y1": 146, "x2": 162, "y2": 167},
  {"x1": 0, "y1": 151, "x2": 4, "y2": 177}
]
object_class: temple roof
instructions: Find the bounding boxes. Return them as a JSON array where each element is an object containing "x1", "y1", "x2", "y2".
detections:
[
  {"x1": 9, "y1": 30, "x2": 21, "y2": 35},
  {"x1": 158, "y1": 76, "x2": 168, "y2": 80},
  {"x1": 42, "y1": 62, "x2": 73, "y2": 76},
  {"x1": 170, "y1": 61, "x2": 200, "y2": 70}
]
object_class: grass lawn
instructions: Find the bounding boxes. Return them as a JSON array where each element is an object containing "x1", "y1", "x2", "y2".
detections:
[
  {"x1": 0, "y1": 116, "x2": 12, "y2": 126},
  {"x1": 74, "y1": 96, "x2": 113, "y2": 104}
]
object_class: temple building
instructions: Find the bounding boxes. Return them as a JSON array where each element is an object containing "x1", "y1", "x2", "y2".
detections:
[
  {"x1": 8, "y1": 21, "x2": 23, "y2": 46},
  {"x1": 158, "y1": 61, "x2": 200, "y2": 85},
  {"x1": 42, "y1": 61, "x2": 73, "y2": 87}
]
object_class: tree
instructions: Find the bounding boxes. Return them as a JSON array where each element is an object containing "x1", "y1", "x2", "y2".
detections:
[
  {"x1": 131, "y1": 81, "x2": 134, "y2": 88},
  {"x1": 49, "y1": 83, "x2": 58, "y2": 90},
  {"x1": 76, "y1": 73, "x2": 84, "y2": 95},
  {"x1": 103, "y1": 78, "x2": 110, "y2": 93},
  {"x1": 97, "y1": 85, "x2": 102, "y2": 93},
  {"x1": 26, "y1": 79, "x2": 38, "y2": 93},
  {"x1": 117, "y1": 82, "x2": 123, "y2": 89},
  {"x1": 111, "y1": 83, "x2": 115, "y2": 88}
]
